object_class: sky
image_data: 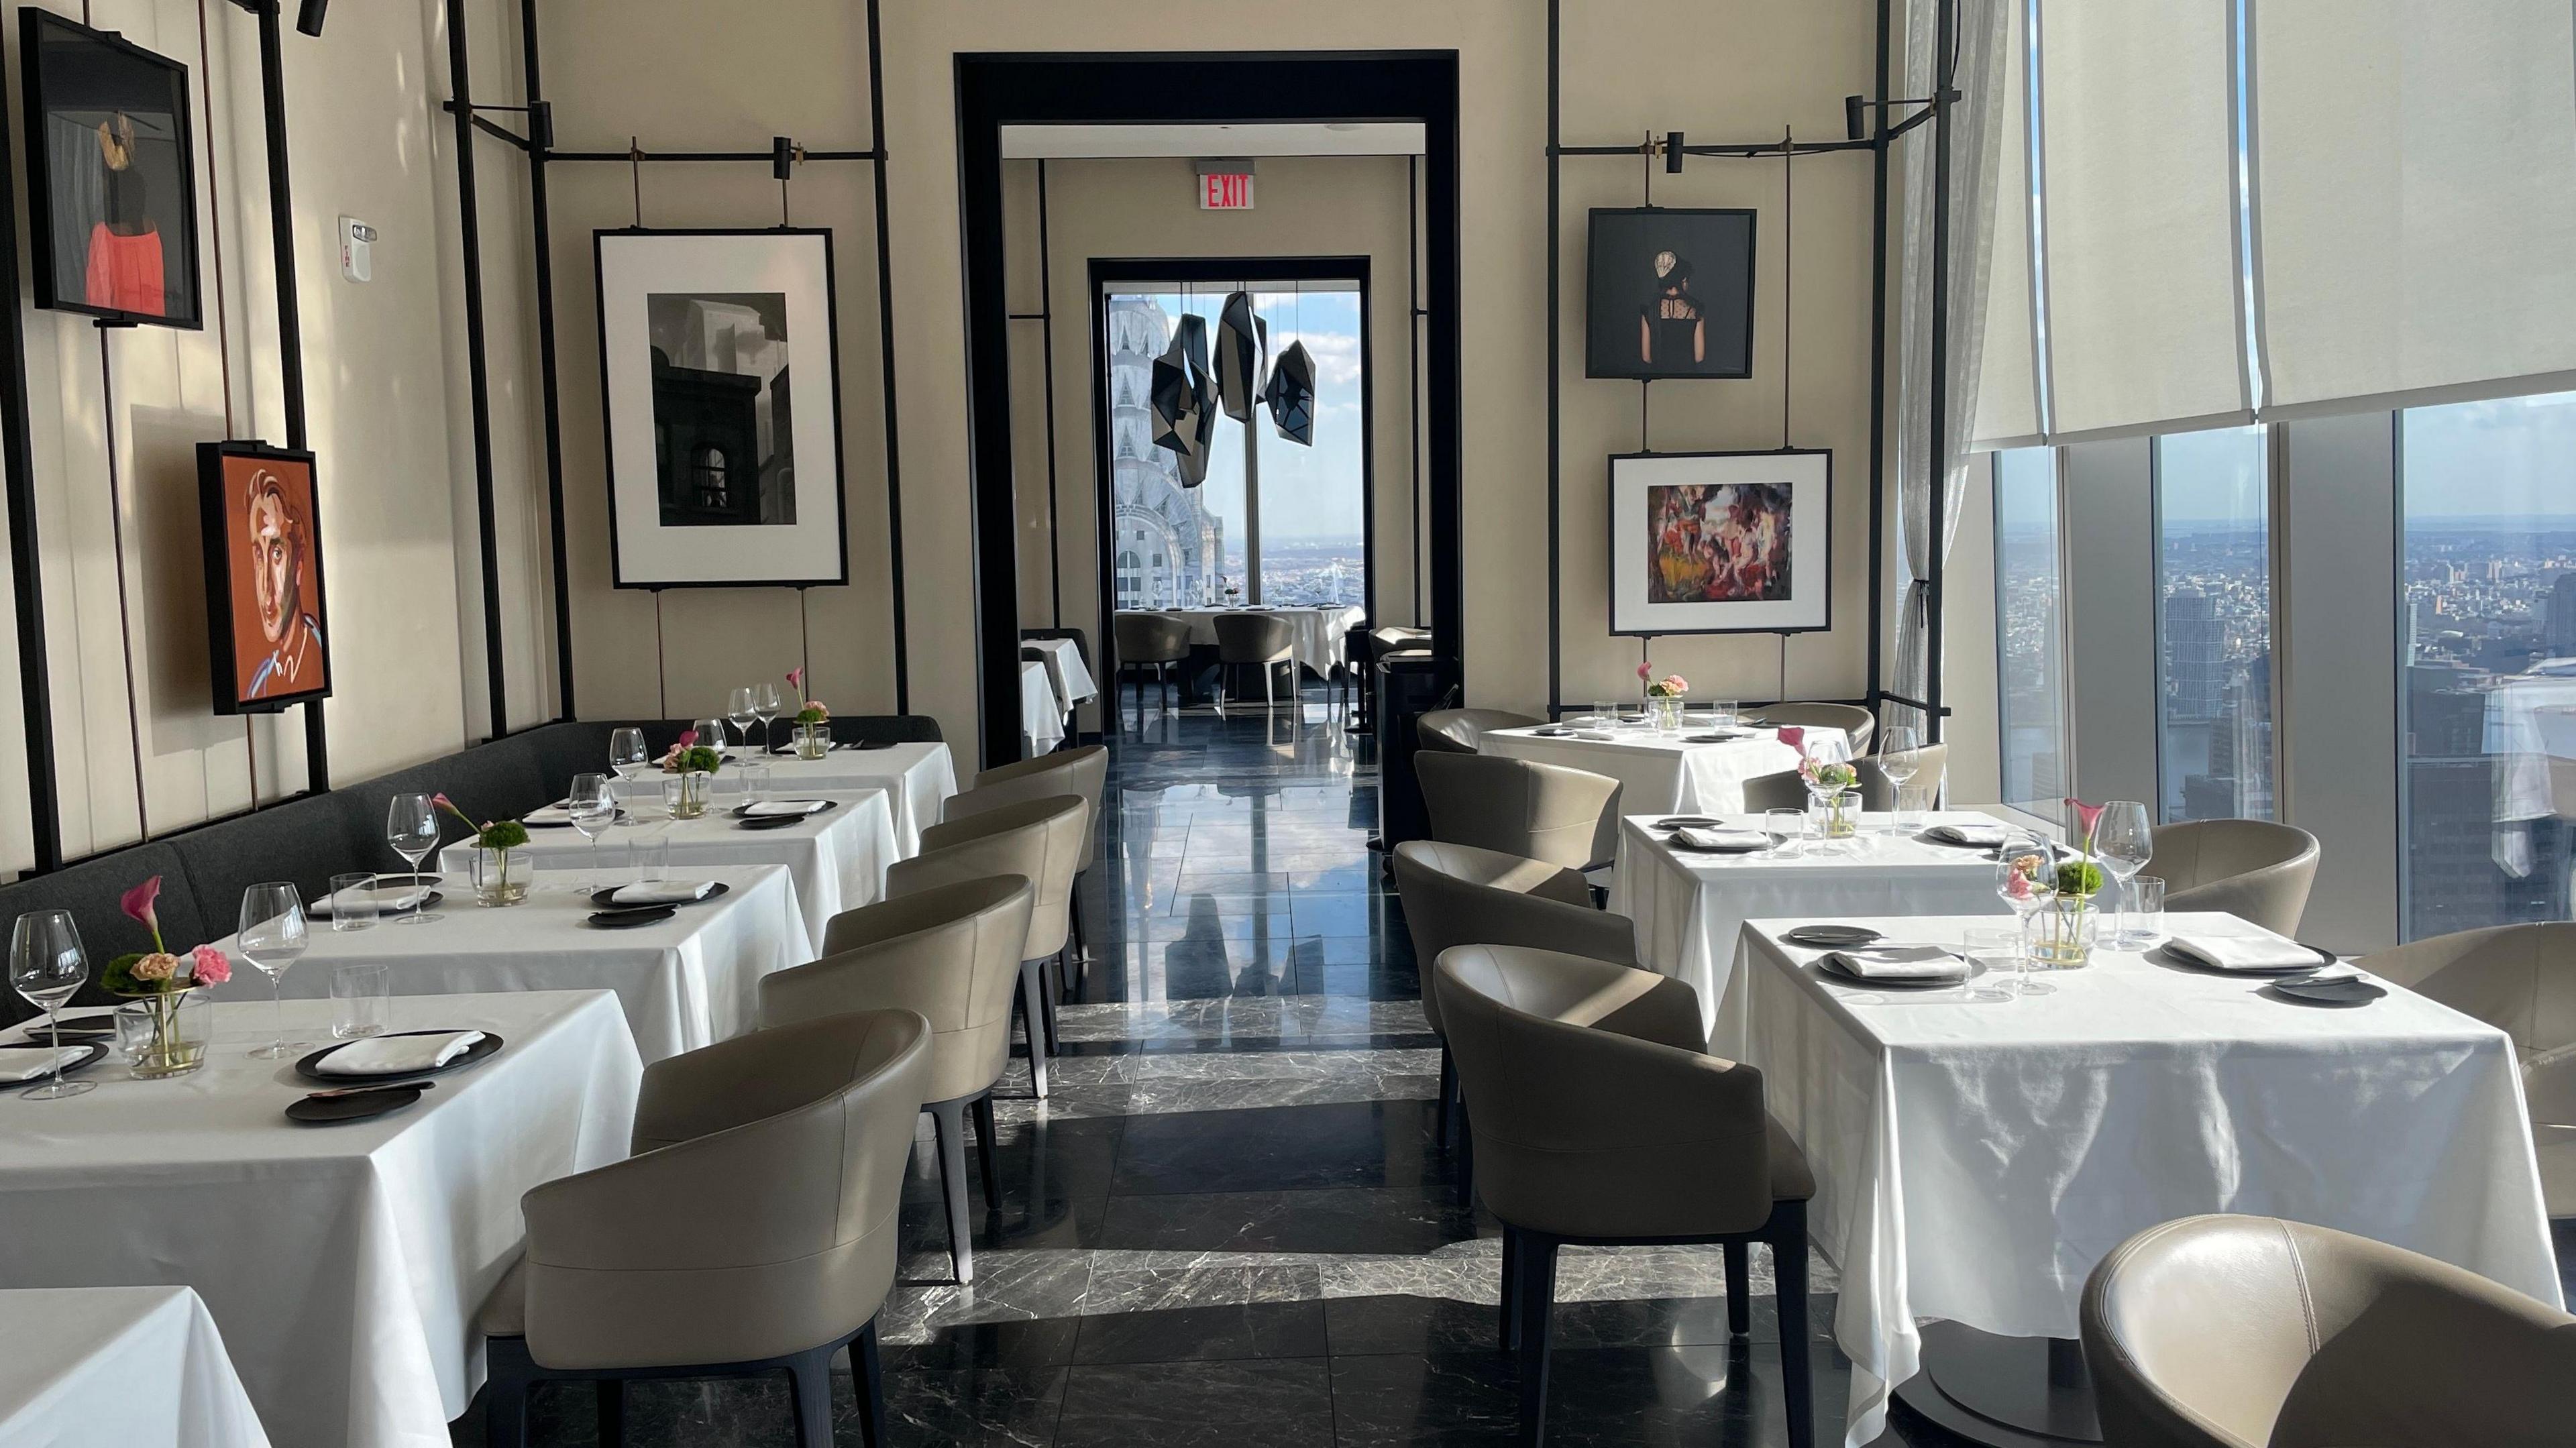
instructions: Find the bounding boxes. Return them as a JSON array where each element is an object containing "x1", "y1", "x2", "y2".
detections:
[{"x1": 1140, "y1": 288, "x2": 1367, "y2": 547}]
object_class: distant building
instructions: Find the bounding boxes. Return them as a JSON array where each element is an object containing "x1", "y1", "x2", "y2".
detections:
[
  {"x1": 2547, "y1": 572, "x2": 2576, "y2": 659},
  {"x1": 1105, "y1": 296, "x2": 1223, "y2": 609},
  {"x1": 2162, "y1": 588, "x2": 2226, "y2": 720}
]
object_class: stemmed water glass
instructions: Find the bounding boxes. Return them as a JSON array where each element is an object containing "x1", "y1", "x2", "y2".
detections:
[
  {"x1": 1875, "y1": 726, "x2": 1923, "y2": 835},
  {"x1": 566, "y1": 774, "x2": 618, "y2": 889},
  {"x1": 1993, "y1": 833, "x2": 2058, "y2": 996},
  {"x1": 727, "y1": 687, "x2": 757, "y2": 752},
  {"x1": 238, "y1": 884, "x2": 310, "y2": 1059},
  {"x1": 2094, "y1": 801, "x2": 2155, "y2": 948},
  {"x1": 384, "y1": 794, "x2": 441, "y2": 924},
  {"x1": 751, "y1": 681, "x2": 784, "y2": 755},
  {"x1": 9, "y1": 910, "x2": 94, "y2": 1099}
]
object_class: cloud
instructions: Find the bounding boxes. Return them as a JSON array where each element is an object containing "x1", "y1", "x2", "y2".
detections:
[{"x1": 1269, "y1": 329, "x2": 1362, "y2": 387}]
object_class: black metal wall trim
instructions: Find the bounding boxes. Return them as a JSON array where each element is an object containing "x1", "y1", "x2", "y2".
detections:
[
  {"x1": 0, "y1": 30, "x2": 57, "y2": 870},
  {"x1": 443, "y1": 0, "x2": 510, "y2": 743},
  {"x1": 521, "y1": 0, "x2": 574, "y2": 718},
  {"x1": 865, "y1": 0, "x2": 911, "y2": 713}
]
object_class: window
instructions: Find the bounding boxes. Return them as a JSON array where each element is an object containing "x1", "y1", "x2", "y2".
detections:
[
  {"x1": 2397, "y1": 392, "x2": 2576, "y2": 940},
  {"x1": 2153, "y1": 425, "x2": 2275, "y2": 822},
  {"x1": 1994, "y1": 447, "x2": 2068, "y2": 819}
]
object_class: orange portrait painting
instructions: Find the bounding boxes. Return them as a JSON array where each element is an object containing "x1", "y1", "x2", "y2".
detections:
[{"x1": 199, "y1": 442, "x2": 329, "y2": 713}]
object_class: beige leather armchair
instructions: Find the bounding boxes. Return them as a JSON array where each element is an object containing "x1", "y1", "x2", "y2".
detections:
[
  {"x1": 1416, "y1": 752, "x2": 1623, "y2": 873},
  {"x1": 1415, "y1": 708, "x2": 1544, "y2": 755},
  {"x1": 1214, "y1": 612, "x2": 1297, "y2": 712},
  {"x1": 1748, "y1": 700, "x2": 1876, "y2": 755},
  {"x1": 2360, "y1": 922, "x2": 2576, "y2": 1217},
  {"x1": 1436, "y1": 943, "x2": 1817, "y2": 1448},
  {"x1": 2082, "y1": 1213, "x2": 2576, "y2": 1448},
  {"x1": 764, "y1": 875, "x2": 1034, "y2": 1284},
  {"x1": 476, "y1": 1009, "x2": 931, "y2": 1448},
  {"x1": 2139, "y1": 819, "x2": 2319, "y2": 936},
  {"x1": 949, "y1": 744, "x2": 1109, "y2": 979},
  {"x1": 885, "y1": 793, "x2": 1085, "y2": 1098}
]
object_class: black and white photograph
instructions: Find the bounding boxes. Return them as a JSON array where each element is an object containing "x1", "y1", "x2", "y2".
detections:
[
  {"x1": 1585, "y1": 207, "x2": 1756, "y2": 380},
  {"x1": 595, "y1": 228, "x2": 845, "y2": 586},
  {"x1": 1607, "y1": 447, "x2": 1829, "y2": 634},
  {"x1": 19, "y1": 10, "x2": 203, "y2": 329}
]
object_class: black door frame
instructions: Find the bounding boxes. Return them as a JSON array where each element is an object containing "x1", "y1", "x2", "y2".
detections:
[
  {"x1": 1087, "y1": 257, "x2": 1377, "y2": 697},
  {"x1": 957, "y1": 50, "x2": 1462, "y2": 765}
]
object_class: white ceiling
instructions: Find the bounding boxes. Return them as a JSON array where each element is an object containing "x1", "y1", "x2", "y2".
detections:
[{"x1": 999, "y1": 122, "x2": 1426, "y2": 160}]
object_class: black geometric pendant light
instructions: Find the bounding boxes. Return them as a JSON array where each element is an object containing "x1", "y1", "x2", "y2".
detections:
[
  {"x1": 1263, "y1": 338, "x2": 1316, "y2": 446},
  {"x1": 1214, "y1": 290, "x2": 1266, "y2": 422},
  {"x1": 1150, "y1": 313, "x2": 1218, "y2": 486}
]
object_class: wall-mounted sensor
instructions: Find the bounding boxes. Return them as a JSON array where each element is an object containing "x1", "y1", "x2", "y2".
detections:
[{"x1": 338, "y1": 217, "x2": 374, "y2": 282}]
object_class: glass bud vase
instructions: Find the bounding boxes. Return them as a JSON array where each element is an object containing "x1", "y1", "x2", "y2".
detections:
[
  {"x1": 2029, "y1": 896, "x2": 2097, "y2": 968},
  {"x1": 1648, "y1": 696, "x2": 1684, "y2": 734},
  {"x1": 793, "y1": 723, "x2": 830, "y2": 760},
  {"x1": 671, "y1": 770, "x2": 713, "y2": 820},
  {"x1": 472, "y1": 847, "x2": 529, "y2": 907},
  {"x1": 115, "y1": 991, "x2": 211, "y2": 1079},
  {"x1": 1810, "y1": 789, "x2": 1860, "y2": 840}
]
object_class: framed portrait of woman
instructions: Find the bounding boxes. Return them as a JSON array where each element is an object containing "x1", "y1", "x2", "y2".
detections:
[
  {"x1": 1607, "y1": 449, "x2": 1829, "y2": 636},
  {"x1": 19, "y1": 11, "x2": 203, "y2": 329},
  {"x1": 199, "y1": 441, "x2": 331, "y2": 714},
  {"x1": 1585, "y1": 208, "x2": 1755, "y2": 380}
]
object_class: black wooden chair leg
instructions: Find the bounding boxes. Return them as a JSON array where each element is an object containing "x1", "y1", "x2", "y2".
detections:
[
  {"x1": 1016, "y1": 960, "x2": 1051, "y2": 1098},
  {"x1": 481, "y1": 1337, "x2": 532, "y2": 1448},
  {"x1": 927, "y1": 1099, "x2": 974, "y2": 1283},
  {"x1": 971, "y1": 1093, "x2": 1001, "y2": 1208},
  {"x1": 1515, "y1": 1232, "x2": 1560, "y2": 1447},
  {"x1": 594, "y1": 1379, "x2": 625, "y2": 1448},
  {"x1": 1774, "y1": 1207, "x2": 1815, "y2": 1448},
  {"x1": 784, "y1": 1344, "x2": 836, "y2": 1448},
  {"x1": 1436, "y1": 1044, "x2": 1456, "y2": 1148},
  {"x1": 1499, "y1": 1226, "x2": 1523, "y2": 1351},
  {"x1": 1038, "y1": 954, "x2": 1062, "y2": 1056},
  {"x1": 1723, "y1": 1239, "x2": 1752, "y2": 1336},
  {"x1": 852, "y1": 1319, "x2": 887, "y2": 1448},
  {"x1": 1454, "y1": 1098, "x2": 1474, "y2": 1205}
]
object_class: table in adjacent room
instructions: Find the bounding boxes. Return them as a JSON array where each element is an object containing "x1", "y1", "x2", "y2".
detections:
[
  {"x1": 728, "y1": 739, "x2": 957, "y2": 855},
  {"x1": 1022, "y1": 660, "x2": 1066, "y2": 753},
  {"x1": 1726, "y1": 914, "x2": 2562, "y2": 1447},
  {"x1": 1481, "y1": 721, "x2": 1846, "y2": 816},
  {"x1": 0, "y1": 1286, "x2": 272, "y2": 1448},
  {"x1": 1120, "y1": 604, "x2": 1365, "y2": 681},
  {"x1": 0, "y1": 991, "x2": 642, "y2": 1448},
  {"x1": 1025, "y1": 636, "x2": 1099, "y2": 716},
  {"x1": 211, "y1": 864, "x2": 812, "y2": 1062},
  {"x1": 1611, "y1": 811, "x2": 2012, "y2": 1036}
]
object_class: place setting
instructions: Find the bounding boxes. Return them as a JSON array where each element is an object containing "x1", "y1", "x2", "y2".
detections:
[
  {"x1": 286, "y1": 1028, "x2": 502, "y2": 1124},
  {"x1": 2148, "y1": 921, "x2": 2381, "y2": 1006},
  {"x1": 1778, "y1": 923, "x2": 2012, "y2": 1002}
]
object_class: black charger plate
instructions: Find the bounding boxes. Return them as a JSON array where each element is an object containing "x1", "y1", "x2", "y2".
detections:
[
  {"x1": 2148, "y1": 942, "x2": 2340, "y2": 975},
  {"x1": 588, "y1": 905, "x2": 678, "y2": 928},
  {"x1": 2265, "y1": 976, "x2": 2385, "y2": 1007},
  {"x1": 1815, "y1": 954, "x2": 1979, "y2": 989},
  {"x1": 729, "y1": 801, "x2": 839, "y2": 820},
  {"x1": 295, "y1": 1029, "x2": 503, "y2": 1084},
  {"x1": 287, "y1": 1086, "x2": 427, "y2": 1123}
]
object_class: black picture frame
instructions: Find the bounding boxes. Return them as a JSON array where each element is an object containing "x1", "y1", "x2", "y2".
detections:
[
  {"x1": 1584, "y1": 207, "x2": 1756, "y2": 381},
  {"x1": 1605, "y1": 447, "x2": 1831, "y2": 637},
  {"x1": 19, "y1": 10, "x2": 203, "y2": 330},
  {"x1": 593, "y1": 226, "x2": 850, "y2": 589},
  {"x1": 199, "y1": 439, "x2": 331, "y2": 715}
]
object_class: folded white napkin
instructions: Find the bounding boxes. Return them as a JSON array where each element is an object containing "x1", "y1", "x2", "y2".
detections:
[
  {"x1": 1925, "y1": 822, "x2": 2009, "y2": 846},
  {"x1": 1820, "y1": 946, "x2": 1970, "y2": 982},
  {"x1": 316, "y1": 1030, "x2": 487, "y2": 1077},
  {"x1": 742, "y1": 799, "x2": 828, "y2": 818},
  {"x1": 308, "y1": 884, "x2": 429, "y2": 919},
  {"x1": 2164, "y1": 928, "x2": 2319, "y2": 972},
  {"x1": 1567, "y1": 729, "x2": 1617, "y2": 741},
  {"x1": 609, "y1": 880, "x2": 717, "y2": 905},
  {"x1": 0, "y1": 1046, "x2": 87, "y2": 1082},
  {"x1": 1672, "y1": 827, "x2": 1772, "y2": 852}
]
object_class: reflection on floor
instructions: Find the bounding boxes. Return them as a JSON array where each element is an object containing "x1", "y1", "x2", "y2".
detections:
[{"x1": 460, "y1": 685, "x2": 1919, "y2": 1445}]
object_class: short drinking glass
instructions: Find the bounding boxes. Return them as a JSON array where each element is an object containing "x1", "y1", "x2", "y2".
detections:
[
  {"x1": 329, "y1": 872, "x2": 380, "y2": 932},
  {"x1": 1762, "y1": 807, "x2": 1807, "y2": 858},
  {"x1": 2125, "y1": 875, "x2": 2167, "y2": 949},
  {"x1": 330, "y1": 964, "x2": 390, "y2": 1040},
  {"x1": 1962, "y1": 926, "x2": 2024, "y2": 1001}
]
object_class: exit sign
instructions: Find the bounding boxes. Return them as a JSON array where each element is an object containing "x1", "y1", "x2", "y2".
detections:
[{"x1": 1199, "y1": 172, "x2": 1254, "y2": 210}]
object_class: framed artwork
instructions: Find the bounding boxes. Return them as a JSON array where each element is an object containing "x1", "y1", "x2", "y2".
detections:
[
  {"x1": 1585, "y1": 208, "x2": 1755, "y2": 380},
  {"x1": 199, "y1": 441, "x2": 330, "y2": 714},
  {"x1": 19, "y1": 11, "x2": 203, "y2": 329},
  {"x1": 594, "y1": 227, "x2": 848, "y2": 587},
  {"x1": 1607, "y1": 449, "x2": 1831, "y2": 636}
]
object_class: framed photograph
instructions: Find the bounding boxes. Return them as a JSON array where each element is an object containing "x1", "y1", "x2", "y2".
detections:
[
  {"x1": 1585, "y1": 208, "x2": 1755, "y2": 380},
  {"x1": 1607, "y1": 449, "x2": 1831, "y2": 636},
  {"x1": 199, "y1": 441, "x2": 330, "y2": 714},
  {"x1": 19, "y1": 11, "x2": 203, "y2": 329},
  {"x1": 594, "y1": 227, "x2": 847, "y2": 587}
]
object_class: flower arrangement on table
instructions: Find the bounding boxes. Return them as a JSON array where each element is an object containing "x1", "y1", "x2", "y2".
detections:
[
  {"x1": 103, "y1": 876, "x2": 232, "y2": 1077},
  {"x1": 1636, "y1": 663, "x2": 1690, "y2": 731},
  {"x1": 786, "y1": 668, "x2": 832, "y2": 758},
  {"x1": 437, "y1": 793, "x2": 531, "y2": 906},
  {"x1": 656, "y1": 728, "x2": 724, "y2": 818},
  {"x1": 2024, "y1": 798, "x2": 2111, "y2": 966},
  {"x1": 1798, "y1": 755, "x2": 1864, "y2": 838}
]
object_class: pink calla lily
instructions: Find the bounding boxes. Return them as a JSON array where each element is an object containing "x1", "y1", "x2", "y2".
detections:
[
  {"x1": 2065, "y1": 797, "x2": 2105, "y2": 844},
  {"x1": 1635, "y1": 660, "x2": 1654, "y2": 683}
]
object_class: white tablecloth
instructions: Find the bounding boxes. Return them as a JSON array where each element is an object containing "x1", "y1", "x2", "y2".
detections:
[
  {"x1": 0, "y1": 1286, "x2": 271, "y2": 1448},
  {"x1": 710, "y1": 740, "x2": 955, "y2": 856},
  {"x1": 1727, "y1": 914, "x2": 2562, "y2": 1447},
  {"x1": 1026, "y1": 638, "x2": 1099, "y2": 713},
  {"x1": 212, "y1": 865, "x2": 810, "y2": 1063},
  {"x1": 1483, "y1": 724, "x2": 1845, "y2": 816},
  {"x1": 1612, "y1": 811, "x2": 2012, "y2": 1038},
  {"x1": 1022, "y1": 661, "x2": 1065, "y2": 753},
  {"x1": 0, "y1": 992, "x2": 641, "y2": 1448},
  {"x1": 1121, "y1": 605, "x2": 1364, "y2": 678},
  {"x1": 449, "y1": 789, "x2": 895, "y2": 946}
]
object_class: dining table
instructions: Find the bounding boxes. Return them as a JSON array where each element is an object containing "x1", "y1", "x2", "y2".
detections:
[
  {"x1": 1022, "y1": 661, "x2": 1066, "y2": 754},
  {"x1": 1025, "y1": 637, "x2": 1100, "y2": 716},
  {"x1": 451, "y1": 787, "x2": 898, "y2": 944},
  {"x1": 0, "y1": 1286, "x2": 272, "y2": 1448},
  {"x1": 701, "y1": 739, "x2": 956, "y2": 856},
  {"x1": 1481, "y1": 720, "x2": 1848, "y2": 816},
  {"x1": 1611, "y1": 810, "x2": 2014, "y2": 1036},
  {"x1": 1725, "y1": 913, "x2": 2563, "y2": 1447},
  {"x1": 0, "y1": 990, "x2": 642, "y2": 1448},
  {"x1": 1118, "y1": 604, "x2": 1365, "y2": 681},
  {"x1": 209, "y1": 864, "x2": 812, "y2": 1062}
]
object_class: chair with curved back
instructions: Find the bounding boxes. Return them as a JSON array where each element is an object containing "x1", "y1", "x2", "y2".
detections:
[
  {"x1": 2081, "y1": 1213, "x2": 2576, "y2": 1448},
  {"x1": 2359, "y1": 922, "x2": 2576, "y2": 1217},
  {"x1": 882, "y1": 794, "x2": 1087, "y2": 1099},
  {"x1": 2139, "y1": 820, "x2": 2320, "y2": 936},
  {"x1": 1214, "y1": 613, "x2": 1297, "y2": 713},
  {"x1": 948, "y1": 746, "x2": 1109, "y2": 983},
  {"x1": 1437, "y1": 943, "x2": 1817, "y2": 1448},
  {"x1": 1416, "y1": 708, "x2": 1545, "y2": 756},
  {"x1": 763, "y1": 876, "x2": 1036, "y2": 1284},
  {"x1": 1415, "y1": 752, "x2": 1623, "y2": 873},
  {"x1": 476, "y1": 1008, "x2": 933, "y2": 1448},
  {"x1": 1749, "y1": 701, "x2": 1876, "y2": 755},
  {"x1": 1112, "y1": 613, "x2": 1192, "y2": 729}
]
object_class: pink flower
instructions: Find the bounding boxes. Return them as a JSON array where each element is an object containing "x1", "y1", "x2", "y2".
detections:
[
  {"x1": 1636, "y1": 660, "x2": 1654, "y2": 682},
  {"x1": 119, "y1": 876, "x2": 162, "y2": 936},
  {"x1": 675, "y1": 728, "x2": 698, "y2": 748},
  {"x1": 1660, "y1": 674, "x2": 1689, "y2": 694},
  {"x1": 431, "y1": 792, "x2": 454, "y2": 810},
  {"x1": 2065, "y1": 797, "x2": 2105, "y2": 844},
  {"x1": 2004, "y1": 864, "x2": 2035, "y2": 900},
  {"x1": 186, "y1": 946, "x2": 232, "y2": 987},
  {"x1": 786, "y1": 667, "x2": 805, "y2": 695},
  {"x1": 129, "y1": 952, "x2": 179, "y2": 983},
  {"x1": 1776, "y1": 725, "x2": 1805, "y2": 750}
]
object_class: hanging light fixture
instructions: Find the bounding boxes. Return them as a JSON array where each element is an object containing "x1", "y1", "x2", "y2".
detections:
[
  {"x1": 1263, "y1": 339, "x2": 1315, "y2": 446},
  {"x1": 1214, "y1": 290, "x2": 1267, "y2": 421},
  {"x1": 1150, "y1": 310, "x2": 1218, "y2": 486}
]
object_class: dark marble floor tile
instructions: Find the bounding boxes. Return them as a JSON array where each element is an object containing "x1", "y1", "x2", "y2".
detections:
[
  {"x1": 1285, "y1": 864, "x2": 1391, "y2": 894},
  {"x1": 1112, "y1": 1099, "x2": 1450, "y2": 1194},
  {"x1": 1293, "y1": 956, "x2": 1422, "y2": 1001},
  {"x1": 1072, "y1": 1298, "x2": 1329, "y2": 1365},
  {"x1": 884, "y1": 1364, "x2": 1067, "y2": 1447},
  {"x1": 1094, "y1": 1186, "x2": 1483, "y2": 1256},
  {"x1": 1052, "y1": 1359, "x2": 1336, "y2": 1448}
]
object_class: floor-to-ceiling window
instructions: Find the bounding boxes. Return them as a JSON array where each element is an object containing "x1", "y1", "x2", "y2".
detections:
[
  {"x1": 1103, "y1": 283, "x2": 1366, "y2": 610},
  {"x1": 1994, "y1": 447, "x2": 2068, "y2": 820},
  {"x1": 2153, "y1": 425, "x2": 2275, "y2": 822},
  {"x1": 2397, "y1": 392, "x2": 2576, "y2": 939}
]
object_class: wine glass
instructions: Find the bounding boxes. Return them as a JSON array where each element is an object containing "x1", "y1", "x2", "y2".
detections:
[
  {"x1": 1876, "y1": 726, "x2": 1922, "y2": 835},
  {"x1": 9, "y1": 910, "x2": 93, "y2": 1099},
  {"x1": 692, "y1": 718, "x2": 729, "y2": 762},
  {"x1": 751, "y1": 681, "x2": 784, "y2": 755},
  {"x1": 608, "y1": 728, "x2": 649, "y2": 824},
  {"x1": 384, "y1": 794, "x2": 441, "y2": 925},
  {"x1": 726, "y1": 687, "x2": 757, "y2": 751},
  {"x1": 237, "y1": 883, "x2": 310, "y2": 1058},
  {"x1": 567, "y1": 774, "x2": 618, "y2": 889},
  {"x1": 2094, "y1": 801, "x2": 2155, "y2": 948},
  {"x1": 1993, "y1": 834, "x2": 2058, "y2": 996}
]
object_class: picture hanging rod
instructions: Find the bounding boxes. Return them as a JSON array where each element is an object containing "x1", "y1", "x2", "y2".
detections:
[{"x1": 1552, "y1": 137, "x2": 1870, "y2": 160}]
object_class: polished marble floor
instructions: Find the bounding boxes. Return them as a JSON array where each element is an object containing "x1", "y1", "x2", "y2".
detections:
[{"x1": 445, "y1": 689, "x2": 1899, "y2": 1445}]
